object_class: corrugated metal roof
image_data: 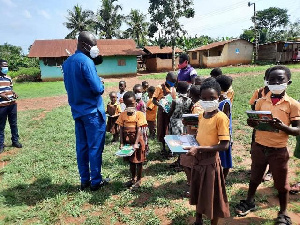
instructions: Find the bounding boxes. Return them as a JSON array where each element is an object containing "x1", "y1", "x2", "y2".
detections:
[
  {"x1": 28, "y1": 39, "x2": 145, "y2": 57},
  {"x1": 188, "y1": 39, "x2": 251, "y2": 52},
  {"x1": 143, "y1": 46, "x2": 183, "y2": 54}
]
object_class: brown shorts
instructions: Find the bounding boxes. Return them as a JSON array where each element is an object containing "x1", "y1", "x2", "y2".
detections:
[{"x1": 250, "y1": 142, "x2": 290, "y2": 192}]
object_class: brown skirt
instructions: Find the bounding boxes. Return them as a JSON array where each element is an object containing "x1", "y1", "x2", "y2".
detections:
[
  {"x1": 156, "y1": 107, "x2": 170, "y2": 142},
  {"x1": 123, "y1": 127, "x2": 146, "y2": 163},
  {"x1": 106, "y1": 116, "x2": 119, "y2": 134},
  {"x1": 189, "y1": 154, "x2": 230, "y2": 219},
  {"x1": 180, "y1": 154, "x2": 194, "y2": 168}
]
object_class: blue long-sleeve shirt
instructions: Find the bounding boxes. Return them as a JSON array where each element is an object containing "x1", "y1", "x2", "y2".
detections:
[{"x1": 62, "y1": 50, "x2": 106, "y2": 120}]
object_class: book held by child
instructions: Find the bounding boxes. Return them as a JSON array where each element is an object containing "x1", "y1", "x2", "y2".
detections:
[
  {"x1": 246, "y1": 110, "x2": 279, "y2": 133},
  {"x1": 164, "y1": 135, "x2": 199, "y2": 154}
]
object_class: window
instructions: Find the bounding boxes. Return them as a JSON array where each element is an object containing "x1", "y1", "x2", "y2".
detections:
[
  {"x1": 118, "y1": 59, "x2": 126, "y2": 66},
  {"x1": 192, "y1": 52, "x2": 197, "y2": 60}
]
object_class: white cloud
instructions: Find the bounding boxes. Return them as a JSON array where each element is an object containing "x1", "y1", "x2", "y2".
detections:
[
  {"x1": 38, "y1": 9, "x2": 51, "y2": 19},
  {"x1": 23, "y1": 9, "x2": 32, "y2": 18},
  {"x1": 0, "y1": 0, "x2": 16, "y2": 7}
]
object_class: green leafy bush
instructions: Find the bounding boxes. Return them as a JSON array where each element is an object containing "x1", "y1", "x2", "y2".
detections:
[{"x1": 8, "y1": 67, "x2": 41, "y2": 82}]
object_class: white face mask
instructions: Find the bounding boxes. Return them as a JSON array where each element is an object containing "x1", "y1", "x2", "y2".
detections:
[
  {"x1": 268, "y1": 83, "x2": 288, "y2": 95},
  {"x1": 90, "y1": 46, "x2": 99, "y2": 58},
  {"x1": 264, "y1": 80, "x2": 268, "y2": 87},
  {"x1": 135, "y1": 93, "x2": 142, "y2": 99},
  {"x1": 199, "y1": 100, "x2": 219, "y2": 112}
]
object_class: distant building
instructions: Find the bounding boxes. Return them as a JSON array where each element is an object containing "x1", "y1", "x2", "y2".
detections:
[
  {"x1": 187, "y1": 39, "x2": 253, "y2": 68},
  {"x1": 28, "y1": 39, "x2": 144, "y2": 80},
  {"x1": 143, "y1": 46, "x2": 183, "y2": 72},
  {"x1": 258, "y1": 41, "x2": 300, "y2": 63}
]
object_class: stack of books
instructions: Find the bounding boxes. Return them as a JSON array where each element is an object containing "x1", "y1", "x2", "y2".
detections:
[{"x1": 115, "y1": 145, "x2": 135, "y2": 157}]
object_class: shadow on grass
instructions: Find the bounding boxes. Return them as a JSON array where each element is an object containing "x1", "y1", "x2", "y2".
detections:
[
  {"x1": 226, "y1": 169, "x2": 250, "y2": 186},
  {"x1": 0, "y1": 177, "x2": 125, "y2": 207}
]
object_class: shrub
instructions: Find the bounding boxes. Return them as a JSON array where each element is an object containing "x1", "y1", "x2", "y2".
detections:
[{"x1": 8, "y1": 67, "x2": 41, "y2": 82}]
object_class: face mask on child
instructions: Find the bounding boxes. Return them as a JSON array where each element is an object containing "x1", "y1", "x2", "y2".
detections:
[
  {"x1": 125, "y1": 107, "x2": 136, "y2": 113},
  {"x1": 178, "y1": 60, "x2": 188, "y2": 69},
  {"x1": 268, "y1": 83, "x2": 288, "y2": 95},
  {"x1": 166, "y1": 80, "x2": 175, "y2": 87},
  {"x1": 199, "y1": 100, "x2": 219, "y2": 112},
  {"x1": 135, "y1": 93, "x2": 142, "y2": 99},
  {"x1": 1, "y1": 67, "x2": 8, "y2": 75}
]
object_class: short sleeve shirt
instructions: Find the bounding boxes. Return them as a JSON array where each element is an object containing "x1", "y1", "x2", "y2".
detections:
[
  {"x1": 255, "y1": 92, "x2": 300, "y2": 148},
  {"x1": 146, "y1": 98, "x2": 158, "y2": 121},
  {"x1": 116, "y1": 111, "x2": 147, "y2": 128},
  {"x1": 153, "y1": 84, "x2": 171, "y2": 101}
]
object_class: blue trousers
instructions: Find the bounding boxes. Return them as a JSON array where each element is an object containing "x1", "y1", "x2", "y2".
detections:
[
  {"x1": 75, "y1": 111, "x2": 106, "y2": 186},
  {"x1": 0, "y1": 104, "x2": 19, "y2": 147}
]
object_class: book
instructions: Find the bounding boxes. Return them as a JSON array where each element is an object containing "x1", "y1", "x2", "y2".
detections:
[
  {"x1": 115, "y1": 145, "x2": 135, "y2": 157},
  {"x1": 159, "y1": 94, "x2": 173, "y2": 113},
  {"x1": 164, "y1": 135, "x2": 199, "y2": 154},
  {"x1": 246, "y1": 110, "x2": 279, "y2": 133}
]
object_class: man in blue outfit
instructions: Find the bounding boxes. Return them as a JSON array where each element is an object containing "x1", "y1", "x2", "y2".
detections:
[{"x1": 62, "y1": 31, "x2": 109, "y2": 191}]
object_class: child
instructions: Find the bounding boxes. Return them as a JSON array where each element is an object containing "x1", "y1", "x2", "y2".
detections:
[
  {"x1": 210, "y1": 67, "x2": 222, "y2": 78},
  {"x1": 106, "y1": 91, "x2": 121, "y2": 142},
  {"x1": 146, "y1": 86, "x2": 158, "y2": 139},
  {"x1": 177, "y1": 53, "x2": 198, "y2": 84},
  {"x1": 117, "y1": 81, "x2": 127, "y2": 112},
  {"x1": 184, "y1": 79, "x2": 230, "y2": 225},
  {"x1": 168, "y1": 81, "x2": 192, "y2": 135},
  {"x1": 142, "y1": 81, "x2": 149, "y2": 103},
  {"x1": 216, "y1": 75, "x2": 233, "y2": 180},
  {"x1": 116, "y1": 91, "x2": 147, "y2": 189},
  {"x1": 133, "y1": 84, "x2": 146, "y2": 113},
  {"x1": 235, "y1": 66, "x2": 300, "y2": 225},
  {"x1": 153, "y1": 71, "x2": 177, "y2": 156},
  {"x1": 195, "y1": 76, "x2": 205, "y2": 86}
]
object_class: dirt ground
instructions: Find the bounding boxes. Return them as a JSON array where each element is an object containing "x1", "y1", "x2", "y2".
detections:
[{"x1": 2, "y1": 72, "x2": 300, "y2": 224}]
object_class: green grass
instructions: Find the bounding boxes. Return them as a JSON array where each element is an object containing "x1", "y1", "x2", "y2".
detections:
[
  {"x1": 0, "y1": 69, "x2": 300, "y2": 224},
  {"x1": 139, "y1": 64, "x2": 300, "y2": 80}
]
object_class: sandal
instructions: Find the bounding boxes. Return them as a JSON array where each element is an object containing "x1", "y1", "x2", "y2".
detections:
[
  {"x1": 289, "y1": 182, "x2": 300, "y2": 195},
  {"x1": 262, "y1": 172, "x2": 273, "y2": 182},
  {"x1": 235, "y1": 200, "x2": 257, "y2": 216},
  {"x1": 124, "y1": 179, "x2": 135, "y2": 188},
  {"x1": 275, "y1": 213, "x2": 292, "y2": 225},
  {"x1": 131, "y1": 180, "x2": 141, "y2": 191}
]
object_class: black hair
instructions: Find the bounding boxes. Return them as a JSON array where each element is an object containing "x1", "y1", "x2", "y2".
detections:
[
  {"x1": 268, "y1": 66, "x2": 291, "y2": 80},
  {"x1": 264, "y1": 67, "x2": 271, "y2": 80},
  {"x1": 176, "y1": 81, "x2": 189, "y2": 94},
  {"x1": 148, "y1": 86, "x2": 155, "y2": 93},
  {"x1": 195, "y1": 76, "x2": 205, "y2": 85},
  {"x1": 166, "y1": 71, "x2": 177, "y2": 80},
  {"x1": 133, "y1": 84, "x2": 142, "y2": 91},
  {"x1": 210, "y1": 67, "x2": 222, "y2": 78},
  {"x1": 123, "y1": 91, "x2": 135, "y2": 101},
  {"x1": 142, "y1": 81, "x2": 149, "y2": 87},
  {"x1": 202, "y1": 77, "x2": 216, "y2": 83},
  {"x1": 179, "y1": 53, "x2": 189, "y2": 62},
  {"x1": 200, "y1": 79, "x2": 221, "y2": 96},
  {"x1": 0, "y1": 59, "x2": 7, "y2": 64},
  {"x1": 119, "y1": 80, "x2": 126, "y2": 86},
  {"x1": 189, "y1": 85, "x2": 201, "y2": 97},
  {"x1": 109, "y1": 91, "x2": 117, "y2": 97},
  {"x1": 215, "y1": 75, "x2": 232, "y2": 92}
]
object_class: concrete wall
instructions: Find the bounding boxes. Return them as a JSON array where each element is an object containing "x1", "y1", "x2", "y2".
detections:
[
  {"x1": 146, "y1": 57, "x2": 179, "y2": 72},
  {"x1": 189, "y1": 51, "x2": 200, "y2": 67},
  {"x1": 226, "y1": 40, "x2": 253, "y2": 65},
  {"x1": 39, "y1": 55, "x2": 137, "y2": 80}
]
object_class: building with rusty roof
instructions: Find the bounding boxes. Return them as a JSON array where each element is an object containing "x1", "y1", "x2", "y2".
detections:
[
  {"x1": 28, "y1": 39, "x2": 144, "y2": 80},
  {"x1": 143, "y1": 46, "x2": 183, "y2": 72},
  {"x1": 187, "y1": 39, "x2": 253, "y2": 68}
]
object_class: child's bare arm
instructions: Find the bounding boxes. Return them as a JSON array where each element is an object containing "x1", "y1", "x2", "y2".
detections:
[
  {"x1": 185, "y1": 140, "x2": 230, "y2": 156},
  {"x1": 119, "y1": 126, "x2": 124, "y2": 149},
  {"x1": 269, "y1": 119, "x2": 300, "y2": 136},
  {"x1": 133, "y1": 127, "x2": 142, "y2": 149},
  {"x1": 222, "y1": 102, "x2": 230, "y2": 119}
]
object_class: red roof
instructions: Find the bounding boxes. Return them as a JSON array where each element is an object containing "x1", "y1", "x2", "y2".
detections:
[
  {"x1": 188, "y1": 39, "x2": 252, "y2": 52},
  {"x1": 143, "y1": 46, "x2": 183, "y2": 54},
  {"x1": 28, "y1": 39, "x2": 145, "y2": 57}
]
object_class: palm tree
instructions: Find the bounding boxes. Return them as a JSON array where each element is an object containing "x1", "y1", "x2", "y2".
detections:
[
  {"x1": 124, "y1": 9, "x2": 149, "y2": 47},
  {"x1": 64, "y1": 4, "x2": 94, "y2": 39},
  {"x1": 95, "y1": 0, "x2": 124, "y2": 39}
]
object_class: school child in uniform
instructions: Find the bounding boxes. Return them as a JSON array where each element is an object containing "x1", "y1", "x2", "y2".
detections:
[
  {"x1": 106, "y1": 91, "x2": 121, "y2": 142},
  {"x1": 235, "y1": 66, "x2": 300, "y2": 225},
  {"x1": 117, "y1": 81, "x2": 127, "y2": 112},
  {"x1": 152, "y1": 71, "x2": 177, "y2": 156},
  {"x1": 146, "y1": 86, "x2": 158, "y2": 139},
  {"x1": 133, "y1": 84, "x2": 146, "y2": 113},
  {"x1": 216, "y1": 75, "x2": 233, "y2": 180},
  {"x1": 180, "y1": 85, "x2": 203, "y2": 194},
  {"x1": 116, "y1": 91, "x2": 148, "y2": 189},
  {"x1": 184, "y1": 79, "x2": 230, "y2": 225},
  {"x1": 142, "y1": 81, "x2": 149, "y2": 103}
]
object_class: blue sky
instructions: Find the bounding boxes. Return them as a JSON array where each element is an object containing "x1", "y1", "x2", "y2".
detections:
[{"x1": 1, "y1": 0, "x2": 299, "y2": 53}]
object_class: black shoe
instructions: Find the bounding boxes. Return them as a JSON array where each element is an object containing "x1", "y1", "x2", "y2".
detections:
[
  {"x1": 12, "y1": 142, "x2": 22, "y2": 148},
  {"x1": 80, "y1": 181, "x2": 91, "y2": 191},
  {"x1": 0, "y1": 146, "x2": 4, "y2": 154},
  {"x1": 90, "y1": 178, "x2": 110, "y2": 191}
]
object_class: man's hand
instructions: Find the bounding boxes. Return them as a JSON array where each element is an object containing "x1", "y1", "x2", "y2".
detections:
[
  {"x1": 186, "y1": 147, "x2": 199, "y2": 156},
  {"x1": 133, "y1": 143, "x2": 139, "y2": 149},
  {"x1": 12, "y1": 91, "x2": 18, "y2": 99},
  {"x1": 247, "y1": 118, "x2": 259, "y2": 128},
  {"x1": 269, "y1": 118, "x2": 286, "y2": 130},
  {"x1": 0, "y1": 93, "x2": 9, "y2": 101}
]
